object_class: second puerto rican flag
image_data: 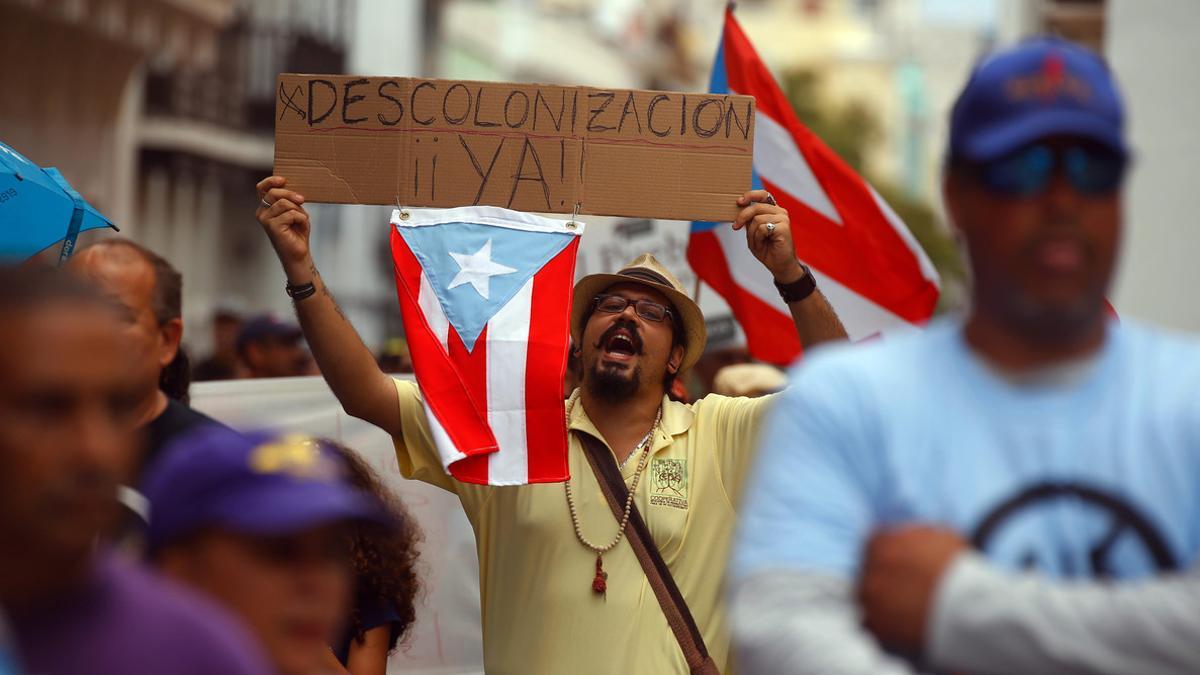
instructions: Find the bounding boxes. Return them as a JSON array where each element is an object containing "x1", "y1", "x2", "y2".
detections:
[{"x1": 688, "y1": 7, "x2": 941, "y2": 364}]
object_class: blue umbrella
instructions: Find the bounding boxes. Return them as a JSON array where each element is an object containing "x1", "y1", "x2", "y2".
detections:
[{"x1": 0, "y1": 140, "x2": 117, "y2": 264}]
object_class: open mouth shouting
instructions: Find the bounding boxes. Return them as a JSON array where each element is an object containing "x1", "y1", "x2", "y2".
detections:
[{"x1": 596, "y1": 320, "x2": 644, "y2": 365}]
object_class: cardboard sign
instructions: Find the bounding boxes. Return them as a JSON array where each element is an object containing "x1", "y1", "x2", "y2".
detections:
[{"x1": 274, "y1": 74, "x2": 756, "y2": 222}]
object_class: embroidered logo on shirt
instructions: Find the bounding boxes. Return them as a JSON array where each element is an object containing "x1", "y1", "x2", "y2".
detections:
[{"x1": 650, "y1": 458, "x2": 689, "y2": 510}]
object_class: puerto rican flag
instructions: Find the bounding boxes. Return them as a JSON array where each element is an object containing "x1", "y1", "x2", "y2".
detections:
[
  {"x1": 390, "y1": 206, "x2": 584, "y2": 486},
  {"x1": 687, "y1": 8, "x2": 941, "y2": 364}
]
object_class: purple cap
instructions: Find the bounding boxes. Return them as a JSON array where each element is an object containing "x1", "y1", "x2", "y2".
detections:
[
  {"x1": 142, "y1": 427, "x2": 387, "y2": 552},
  {"x1": 949, "y1": 36, "x2": 1127, "y2": 162}
]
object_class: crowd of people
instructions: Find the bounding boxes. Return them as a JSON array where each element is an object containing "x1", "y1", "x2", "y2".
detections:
[
  {"x1": 2, "y1": 35, "x2": 1198, "y2": 675},
  {"x1": 0, "y1": 262, "x2": 423, "y2": 675},
  {"x1": 190, "y1": 304, "x2": 316, "y2": 381}
]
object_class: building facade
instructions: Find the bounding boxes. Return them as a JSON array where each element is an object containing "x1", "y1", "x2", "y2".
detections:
[{"x1": 1, "y1": 0, "x2": 237, "y2": 239}]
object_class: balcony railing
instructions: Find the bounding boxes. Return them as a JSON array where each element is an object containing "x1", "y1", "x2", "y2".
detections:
[{"x1": 144, "y1": 2, "x2": 351, "y2": 134}]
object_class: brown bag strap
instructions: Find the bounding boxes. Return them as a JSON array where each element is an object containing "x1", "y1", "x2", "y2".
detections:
[{"x1": 577, "y1": 432, "x2": 721, "y2": 675}]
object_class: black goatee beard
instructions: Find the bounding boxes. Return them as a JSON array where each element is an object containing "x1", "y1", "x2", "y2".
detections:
[
  {"x1": 585, "y1": 318, "x2": 644, "y2": 403},
  {"x1": 585, "y1": 362, "x2": 642, "y2": 403}
]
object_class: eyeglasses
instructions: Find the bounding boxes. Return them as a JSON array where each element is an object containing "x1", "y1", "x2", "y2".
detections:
[
  {"x1": 592, "y1": 294, "x2": 673, "y2": 323},
  {"x1": 968, "y1": 144, "x2": 1126, "y2": 197}
]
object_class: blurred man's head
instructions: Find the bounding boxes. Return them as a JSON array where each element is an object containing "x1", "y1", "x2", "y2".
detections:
[
  {"x1": 945, "y1": 37, "x2": 1128, "y2": 344},
  {"x1": 69, "y1": 240, "x2": 187, "y2": 405},
  {"x1": 378, "y1": 337, "x2": 412, "y2": 374},
  {"x1": 145, "y1": 429, "x2": 385, "y2": 675},
  {"x1": 0, "y1": 267, "x2": 141, "y2": 607},
  {"x1": 237, "y1": 314, "x2": 309, "y2": 378},
  {"x1": 212, "y1": 307, "x2": 243, "y2": 358}
]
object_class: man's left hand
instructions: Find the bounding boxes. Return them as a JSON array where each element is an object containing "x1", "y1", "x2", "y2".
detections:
[
  {"x1": 859, "y1": 526, "x2": 968, "y2": 651},
  {"x1": 734, "y1": 190, "x2": 805, "y2": 284}
]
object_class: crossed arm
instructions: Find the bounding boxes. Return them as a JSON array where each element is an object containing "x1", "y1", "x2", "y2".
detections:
[
  {"x1": 861, "y1": 527, "x2": 1200, "y2": 675},
  {"x1": 732, "y1": 531, "x2": 1200, "y2": 675}
]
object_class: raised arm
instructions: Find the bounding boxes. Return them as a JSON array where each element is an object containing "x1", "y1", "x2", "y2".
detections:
[
  {"x1": 733, "y1": 190, "x2": 848, "y2": 349},
  {"x1": 255, "y1": 176, "x2": 402, "y2": 437}
]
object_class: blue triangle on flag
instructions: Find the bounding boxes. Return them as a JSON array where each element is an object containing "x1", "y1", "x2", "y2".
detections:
[{"x1": 397, "y1": 221, "x2": 575, "y2": 351}]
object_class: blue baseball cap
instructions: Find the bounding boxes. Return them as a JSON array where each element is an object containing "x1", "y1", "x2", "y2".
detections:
[
  {"x1": 949, "y1": 37, "x2": 1127, "y2": 163},
  {"x1": 142, "y1": 427, "x2": 388, "y2": 552},
  {"x1": 236, "y1": 313, "x2": 303, "y2": 352}
]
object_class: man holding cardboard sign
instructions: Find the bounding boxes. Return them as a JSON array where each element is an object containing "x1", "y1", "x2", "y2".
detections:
[
  {"x1": 257, "y1": 71, "x2": 846, "y2": 672},
  {"x1": 256, "y1": 173, "x2": 845, "y2": 673}
]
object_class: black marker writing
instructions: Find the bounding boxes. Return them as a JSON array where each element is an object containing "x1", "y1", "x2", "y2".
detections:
[
  {"x1": 377, "y1": 80, "x2": 404, "y2": 126},
  {"x1": 588, "y1": 92, "x2": 615, "y2": 132},
  {"x1": 647, "y1": 94, "x2": 671, "y2": 137},
  {"x1": 411, "y1": 81, "x2": 435, "y2": 125},
  {"x1": 341, "y1": 78, "x2": 369, "y2": 125},
  {"x1": 279, "y1": 82, "x2": 306, "y2": 121},
  {"x1": 617, "y1": 91, "x2": 642, "y2": 134},
  {"x1": 458, "y1": 135, "x2": 506, "y2": 205},
  {"x1": 307, "y1": 79, "x2": 337, "y2": 126},
  {"x1": 534, "y1": 89, "x2": 566, "y2": 132},
  {"x1": 692, "y1": 98, "x2": 723, "y2": 139},
  {"x1": 442, "y1": 83, "x2": 471, "y2": 125},
  {"x1": 504, "y1": 90, "x2": 530, "y2": 129},
  {"x1": 473, "y1": 87, "x2": 501, "y2": 127},
  {"x1": 508, "y1": 138, "x2": 551, "y2": 211}
]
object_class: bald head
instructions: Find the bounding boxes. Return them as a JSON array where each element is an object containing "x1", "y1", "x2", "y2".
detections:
[
  {"x1": 71, "y1": 240, "x2": 182, "y2": 326},
  {"x1": 68, "y1": 240, "x2": 186, "y2": 411},
  {"x1": 72, "y1": 243, "x2": 152, "y2": 310}
]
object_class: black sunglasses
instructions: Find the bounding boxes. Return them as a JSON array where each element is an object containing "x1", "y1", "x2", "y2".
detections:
[{"x1": 966, "y1": 143, "x2": 1126, "y2": 197}]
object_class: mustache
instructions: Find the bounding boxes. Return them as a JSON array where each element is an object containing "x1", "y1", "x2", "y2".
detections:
[{"x1": 594, "y1": 319, "x2": 644, "y2": 354}]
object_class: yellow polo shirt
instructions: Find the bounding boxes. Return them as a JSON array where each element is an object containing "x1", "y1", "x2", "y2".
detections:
[{"x1": 392, "y1": 380, "x2": 773, "y2": 675}]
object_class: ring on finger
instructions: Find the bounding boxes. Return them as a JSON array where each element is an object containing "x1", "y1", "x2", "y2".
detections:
[
  {"x1": 764, "y1": 193, "x2": 777, "y2": 206},
  {"x1": 765, "y1": 222, "x2": 777, "y2": 233},
  {"x1": 260, "y1": 197, "x2": 272, "y2": 209}
]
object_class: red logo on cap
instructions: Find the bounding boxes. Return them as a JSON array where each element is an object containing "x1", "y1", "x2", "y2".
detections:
[
  {"x1": 1042, "y1": 53, "x2": 1065, "y2": 96},
  {"x1": 1006, "y1": 50, "x2": 1091, "y2": 104}
]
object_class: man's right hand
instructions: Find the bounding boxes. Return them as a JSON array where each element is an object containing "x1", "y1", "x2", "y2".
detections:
[
  {"x1": 256, "y1": 176, "x2": 312, "y2": 280},
  {"x1": 859, "y1": 526, "x2": 967, "y2": 651}
]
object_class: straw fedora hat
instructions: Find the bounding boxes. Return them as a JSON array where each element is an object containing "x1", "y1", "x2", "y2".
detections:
[
  {"x1": 712, "y1": 363, "x2": 788, "y2": 398},
  {"x1": 571, "y1": 253, "x2": 707, "y2": 374}
]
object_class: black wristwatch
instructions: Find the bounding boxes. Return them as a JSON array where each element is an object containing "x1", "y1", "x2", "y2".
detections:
[
  {"x1": 285, "y1": 280, "x2": 317, "y2": 301},
  {"x1": 774, "y1": 263, "x2": 817, "y2": 303}
]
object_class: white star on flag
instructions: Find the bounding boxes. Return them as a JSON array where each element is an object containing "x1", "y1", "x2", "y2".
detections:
[{"x1": 447, "y1": 239, "x2": 517, "y2": 299}]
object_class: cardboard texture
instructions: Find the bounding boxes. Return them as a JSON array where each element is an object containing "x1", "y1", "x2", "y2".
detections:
[{"x1": 274, "y1": 74, "x2": 756, "y2": 222}]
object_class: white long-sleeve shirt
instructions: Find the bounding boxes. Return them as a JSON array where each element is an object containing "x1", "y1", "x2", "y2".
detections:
[{"x1": 730, "y1": 559, "x2": 1200, "y2": 675}]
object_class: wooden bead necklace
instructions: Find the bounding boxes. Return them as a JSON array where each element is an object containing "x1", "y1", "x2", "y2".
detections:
[{"x1": 562, "y1": 389, "x2": 662, "y2": 595}]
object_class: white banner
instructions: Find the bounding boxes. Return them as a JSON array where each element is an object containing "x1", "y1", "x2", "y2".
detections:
[{"x1": 191, "y1": 376, "x2": 484, "y2": 675}]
